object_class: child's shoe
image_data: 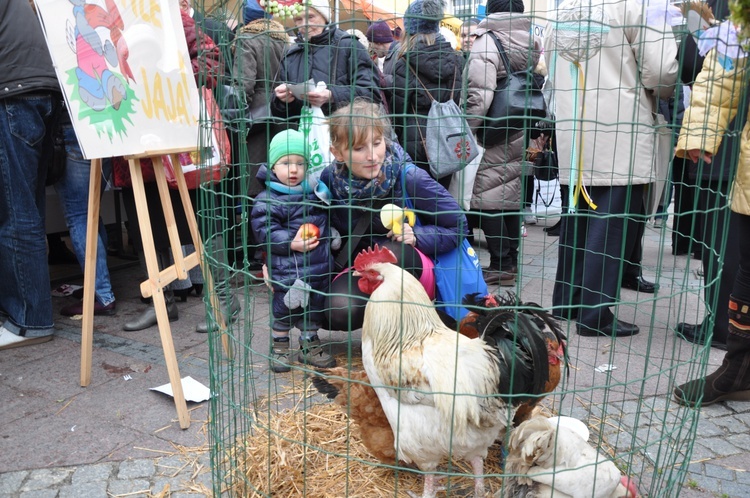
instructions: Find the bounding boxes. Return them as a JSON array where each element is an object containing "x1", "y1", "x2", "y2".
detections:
[
  {"x1": 298, "y1": 336, "x2": 336, "y2": 368},
  {"x1": 271, "y1": 337, "x2": 293, "y2": 373}
]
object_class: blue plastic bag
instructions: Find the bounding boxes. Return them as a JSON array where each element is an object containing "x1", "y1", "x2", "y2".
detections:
[{"x1": 402, "y1": 165, "x2": 488, "y2": 320}]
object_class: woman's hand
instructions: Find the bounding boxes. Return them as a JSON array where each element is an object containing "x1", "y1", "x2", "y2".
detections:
[
  {"x1": 685, "y1": 148, "x2": 713, "y2": 164},
  {"x1": 291, "y1": 233, "x2": 319, "y2": 253},
  {"x1": 388, "y1": 223, "x2": 417, "y2": 246},
  {"x1": 303, "y1": 89, "x2": 332, "y2": 107},
  {"x1": 275, "y1": 84, "x2": 296, "y2": 103}
]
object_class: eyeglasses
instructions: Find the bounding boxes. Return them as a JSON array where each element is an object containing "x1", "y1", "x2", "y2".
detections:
[{"x1": 276, "y1": 161, "x2": 307, "y2": 169}]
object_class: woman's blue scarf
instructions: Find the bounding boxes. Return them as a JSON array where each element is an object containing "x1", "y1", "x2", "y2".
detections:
[{"x1": 328, "y1": 147, "x2": 400, "y2": 205}]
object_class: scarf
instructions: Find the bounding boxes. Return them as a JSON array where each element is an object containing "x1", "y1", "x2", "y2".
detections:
[{"x1": 328, "y1": 149, "x2": 401, "y2": 205}]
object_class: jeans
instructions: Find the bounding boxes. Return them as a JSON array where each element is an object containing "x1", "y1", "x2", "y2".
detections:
[
  {"x1": 53, "y1": 116, "x2": 115, "y2": 306},
  {"x1": 0, "y1": 94, "x2": 59, "y2": 335}
]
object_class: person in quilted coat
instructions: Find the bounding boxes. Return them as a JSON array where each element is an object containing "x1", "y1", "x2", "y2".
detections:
[
  {"x1": 464, "y1": 0, "x2": 542, "y2": 288},
  {"x1": 250, "y1": 130, "x2": 337, "y2": 372},
  {"x1": 673, "y1": 48, "x2": 750, "y2": 406}
]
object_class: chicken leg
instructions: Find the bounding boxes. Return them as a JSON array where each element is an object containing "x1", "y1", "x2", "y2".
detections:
[
  {"x1": 471, "y1": 456, "x2": 486, "y2": 497},
  {"x1": 407, "y1": 474, "x2": 445, "y2": 498}
]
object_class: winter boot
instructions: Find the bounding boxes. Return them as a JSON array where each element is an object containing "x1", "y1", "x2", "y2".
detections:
[
  {"x1": 123, "y1": 289, "x2": 178, "y2": 331},
  {"x1": 271, "y1": 337, "x2": 293, "y2": 373},
  {"x1": 298, "y1": 335, "x2": 336, "y2": 368},
  {"x1": 674, "y1": 296, "x2": 750, "y2": 407}
]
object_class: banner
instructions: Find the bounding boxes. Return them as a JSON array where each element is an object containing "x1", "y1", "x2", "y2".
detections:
[{"x1": 33, "y1": 0, "x2": 200, "y2": 159}]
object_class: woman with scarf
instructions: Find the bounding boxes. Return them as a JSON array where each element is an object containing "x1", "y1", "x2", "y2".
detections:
[
  {"x1": 270, "y1": 0, "x2": 381, "y2": 119},
  {"x1": 319, "y1": 99, "x2": 467, "y2": 331}
]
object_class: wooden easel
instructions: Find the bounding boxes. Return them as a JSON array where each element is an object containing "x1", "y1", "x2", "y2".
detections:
[{"x1": 79, "y1": 149, "x2": 229, "y2": 430}]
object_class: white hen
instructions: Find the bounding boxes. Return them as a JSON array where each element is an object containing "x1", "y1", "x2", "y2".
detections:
[{"x1": 503, "y1": 416, "x2": 638, "y2": 498}]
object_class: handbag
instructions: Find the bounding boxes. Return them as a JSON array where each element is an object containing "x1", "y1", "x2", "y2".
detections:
[
  {"x1": 407, "y1": 66, "x2": 480, "y2": 179},
  {"x1": 218, "y1": 84, "x2": 272, "y2": 133},
  {"x1": 402, "y1": 164, "x2": 488, "y2": 321},
  {"x1": 299, "y1": 104, "x2": 334, "y2": 181},
  {"x1": 531, "y1": 119, "x2": 558, "y2": 182},
  {"x1": 479, "y1": 32, "x2": 547, "y2": 146}
]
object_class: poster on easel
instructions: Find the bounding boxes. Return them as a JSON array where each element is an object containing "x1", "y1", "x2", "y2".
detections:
[{"x1": 33, "y1": 0, "x2": 200, "y2": 160}]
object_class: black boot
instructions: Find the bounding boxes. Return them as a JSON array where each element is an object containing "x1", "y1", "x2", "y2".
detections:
[{"x1": 674, "y1": 296, "x2": 750, "y2": 406}]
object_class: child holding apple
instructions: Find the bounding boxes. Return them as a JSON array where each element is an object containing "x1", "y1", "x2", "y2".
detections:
[{"x1": 250, "y1": 129, "x2": 338, "y2": 372}]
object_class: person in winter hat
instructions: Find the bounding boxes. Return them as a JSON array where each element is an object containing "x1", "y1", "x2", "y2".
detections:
[
  {"x1": 366, "y1": 21, "x2": 393, "y2": 56},
  {"x1": 250, "y1": 129, "x2": 338, "y2": 372},
  {"x1": 403, "y1": 0, "x2": 443, "y2": 35},
  {"x1": 271, "y1": 0, "x2": 381, "y2": 117},
  {"x1": 243, "y1": 0, "x2": 265, "y2": 24},
  {"x1": 485, "y1": 0, "x2": 525, "y2": 14},
  {"x1": 387, "y1": 0, "x2": 464, "y2": 188}
]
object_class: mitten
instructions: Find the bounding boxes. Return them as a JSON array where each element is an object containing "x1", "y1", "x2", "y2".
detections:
[
  {"x1": 283, "y1": 279, "x2": 311, "y2": 309},
  {"x1": 330, "y1": 226, "x2": 342, "y2": 251}
]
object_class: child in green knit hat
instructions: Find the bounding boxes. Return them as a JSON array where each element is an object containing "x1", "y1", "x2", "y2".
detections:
[{"x1": 250, "y1": 129, "x2": 339, "y2": 373}]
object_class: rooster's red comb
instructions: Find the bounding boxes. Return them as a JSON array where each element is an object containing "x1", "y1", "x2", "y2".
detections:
[{"x1": 353, "y1": 244, "x2": 397, "y2": 272}]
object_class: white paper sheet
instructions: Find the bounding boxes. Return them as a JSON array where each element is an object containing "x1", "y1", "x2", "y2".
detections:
[{"x1": 150, "y1": 376, "x2": 212, "y2": 402}]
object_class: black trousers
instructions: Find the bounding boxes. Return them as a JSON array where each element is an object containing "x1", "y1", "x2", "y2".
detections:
[
  {"x1": 694, "y1": 180, "x2": 740, "y2": 343},
  {"x1": 733, "y1": 212, "x2": 750, "y2": 301},
  {"x1": 671, "y1": 157, "x2": 700, "y2": 256},
  {"x1": 553, "y1": 184, "x2": 645, "y2": 328},
  {"x1": 468, "y1": 210, "x2": 521, "y2": 271}
]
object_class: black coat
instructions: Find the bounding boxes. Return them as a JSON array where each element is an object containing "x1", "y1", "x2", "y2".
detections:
[
  {"x1": 388, "y1": 39, "x2": 465, "y2": 174},
  {"x1": 250, "y1": 166, "x2": 332, "y2": 289},
  {"x1": 0, "y1": 0, "x2": 60, "y2": 99},
  {"x1": 270, "y1": 27, "x2": 381, "y2": 119}
]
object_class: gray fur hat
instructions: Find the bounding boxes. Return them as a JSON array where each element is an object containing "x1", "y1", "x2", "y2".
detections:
[{"x1": 404, "y1": 0, "x2": 444, "y2": 35}]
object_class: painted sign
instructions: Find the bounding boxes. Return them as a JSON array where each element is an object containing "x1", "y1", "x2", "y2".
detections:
[{"x1": 33, "y1": 0, "x2": 200, "y2": 159}]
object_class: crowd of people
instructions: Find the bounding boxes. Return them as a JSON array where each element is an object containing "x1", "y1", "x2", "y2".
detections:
[{"x1": 2, "y1": 0, "x2": 748, "y2": 405}]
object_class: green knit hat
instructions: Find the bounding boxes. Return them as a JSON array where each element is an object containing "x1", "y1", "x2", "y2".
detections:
[{"x1": 268, "y1": 130, "x2": 307, "y2": 169}]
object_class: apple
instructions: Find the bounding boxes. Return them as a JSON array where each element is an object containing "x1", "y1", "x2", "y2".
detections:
[{"x1": 298, "y1": 223, "x2": 320, "y2": 240}]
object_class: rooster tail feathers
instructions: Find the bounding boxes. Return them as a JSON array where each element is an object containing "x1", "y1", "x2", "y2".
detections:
[{"x1": 487, "y1": 312, "x2": 550, "y2": 405}]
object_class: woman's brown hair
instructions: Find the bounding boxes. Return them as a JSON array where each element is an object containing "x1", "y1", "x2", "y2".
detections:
[{"x1": 328, "y1": 98, "x2": 392, "y2": 153}]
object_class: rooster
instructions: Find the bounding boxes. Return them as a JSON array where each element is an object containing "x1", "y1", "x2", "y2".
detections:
[
  {"x1": 312, "y1": 292, "x2": 567, "y2": 470},
  {"x1": 461, "y1": 293, "x2": 568, "y2": 426},
  {"x1": 352, "y1": 245, "x2": 551, "y2": 498},
  {"x1": 504, "y1": 416, "x2": 639, "y2": 497}
]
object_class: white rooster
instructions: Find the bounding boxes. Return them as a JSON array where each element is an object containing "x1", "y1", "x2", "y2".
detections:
[
  {"x1": 353, "y1": 246, "x2": 550, "y2": 498},
  {"x1": 503, "y1": 416, "x2": 639, "y2": 497}
]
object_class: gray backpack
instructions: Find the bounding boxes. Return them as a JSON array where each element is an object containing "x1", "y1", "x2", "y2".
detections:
[{"x1": 409, "y1": 66, "x2": 480, "y2": 179}]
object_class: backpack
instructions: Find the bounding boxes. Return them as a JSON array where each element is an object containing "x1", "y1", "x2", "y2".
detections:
[
  {"x1": 408, "y1": 66, "x2": 480, "y2": 179},
  {"x1": 401, "y1": 164, "x2": 488, "y2": 320}
]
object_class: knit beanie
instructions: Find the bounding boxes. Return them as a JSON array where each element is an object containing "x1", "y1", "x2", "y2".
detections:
[
  {"x1": 486, "y1": 0, "x2": 525, "y2": 14},
  {"x1": 307, "y1": 0, "x2": 331, "y2": 23},
  {"x1": 268, "y1": 130, "x2": 307, "y2": 169},
  {"x1": 243, "y1": 0, "x2": 266, "y2": 24},
  {"x1": 366, "y1": 21, "x2": 394, "y2": 43},
  {"x1": 403, "y1": 0, "x2": 443, "y2": 35}
]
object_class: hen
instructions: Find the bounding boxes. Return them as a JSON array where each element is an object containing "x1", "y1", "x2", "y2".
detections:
[
  {"x1": 353, "y1": 245, "x2": 551, "y2": 498},
  {"x1": 460, "y1": 293, "x2": 568, "y2": 426},
  {"x1": 311, "y1": 368, "x2": 398, "y2": 465},
  {"x1": 504, "y1": 416, "x2": 639, "y2": 498}
]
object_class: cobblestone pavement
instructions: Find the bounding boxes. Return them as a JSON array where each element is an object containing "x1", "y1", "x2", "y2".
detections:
[
  {"x1": 1, "y1": 211, "x2": 748, "y2": 497},
  {"x1": 0, "y1": 455, "x2": 212, "y2": 498}
]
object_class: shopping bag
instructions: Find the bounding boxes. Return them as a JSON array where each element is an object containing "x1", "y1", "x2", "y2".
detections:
[
  {"x1": 448, "y1": 143, "x2": 483, "y2": 210},
  {"x1": 112, "y1": 87, "x2": 229, "y2": 189},
  {"x1": 299, "y1": 102, "x2": 334, "y2": 181}
]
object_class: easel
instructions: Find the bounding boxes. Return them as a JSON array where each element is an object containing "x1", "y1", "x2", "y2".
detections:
[{"x1": 79, "y1": 149, "x2": 229, "y2": 430}]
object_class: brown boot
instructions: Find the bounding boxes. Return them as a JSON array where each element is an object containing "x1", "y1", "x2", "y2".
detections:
[{"x1": 674, "y1": 296, "x2": 750, "y2": 407}]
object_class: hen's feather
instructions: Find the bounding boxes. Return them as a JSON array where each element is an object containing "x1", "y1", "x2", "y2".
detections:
[
  {"x1": 311, "y1": 368, "x2": 398, "y2": 465},
  {"x1": 504, "y1": 417, "x2": 633, "y2": 498}
]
